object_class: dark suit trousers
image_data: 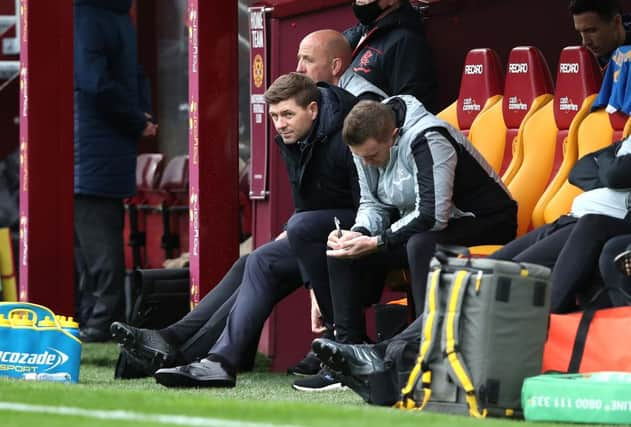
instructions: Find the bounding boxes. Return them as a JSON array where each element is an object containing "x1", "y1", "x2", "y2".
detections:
[
  {"x1": 74, "y1": 195, "x2": 125, "y2": 330},
  {"x1": 160, "y1": 255, "x2": 253, "y2": 367}
]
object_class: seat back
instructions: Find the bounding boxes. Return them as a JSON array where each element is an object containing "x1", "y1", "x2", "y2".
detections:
[
  {"x1": 509, "y1": 46, "x2": 602, "y2": 235},
  {"x1": 543, "y1": 47, "x2": 631, "y2": 225},
  {"x1": 531, "y1": 46, "x2": 602, "y2": 228},
  {"x1": 124, "y1": 153, "x2": 165, "y2": 269},
  {"x1": 437, "y1": 48, "x2": 504, "y2": 134},
  {"x1": 136, "y1": 153, "x2": 165, "y2": 194},
  {"x1": 542, "y1": 111, "x2": 631, "y2": 224},
  {"x1": 500, "y1": 46, "x2": 554, "y2": 184},
  {"x1": 159, "y1": 155, "x2": 189, "y2": 205},
  {"x1": 467, "y1": 46, "x2": 553, "y2": 176}
]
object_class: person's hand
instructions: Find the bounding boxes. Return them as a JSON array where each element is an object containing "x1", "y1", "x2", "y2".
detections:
[
  {"x1": 275, "y1": 230, "x2": 287, "y2": 241},
  {"x1": 327, "y1": 232, "x2": 378, "y2": 258},
  {"x1": 327, "y1": 229, "x2": 361, "y2": 248},
  {"x1": 142, "y1": 121, "x2": 158, "y2": 137},
  {"x1": 309, "y1": 289, "x2": 326, "y2": 334}
]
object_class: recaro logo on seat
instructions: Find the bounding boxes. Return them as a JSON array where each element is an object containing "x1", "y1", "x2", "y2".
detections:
[
  {"x1": 464, "y1": 64, "x2": 483, "y2": 75},
  {"x1": 508, "y1": 63, "x2": 528, "y2": 73},
  {"x1": 559, "y1": 63, "x2": 579, "y2": 73}
]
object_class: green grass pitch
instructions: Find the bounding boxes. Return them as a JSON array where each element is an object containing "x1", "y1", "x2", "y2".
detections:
[{"x1": 0, "y1": 343, "x2": 588, "y2": 427}]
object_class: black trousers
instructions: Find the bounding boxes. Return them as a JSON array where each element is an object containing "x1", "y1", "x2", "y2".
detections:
[
  {"x1": 160, "y1": 255, "x2": 251, "y2": 366},
  {"x1": 327, "y1": 207, "x2": 517, "y2": 344},
  {"x1": 286, "y1": 208, "x2": 356, "y2": 328},
  {"x1": 74, "y1": 195, "x2": 125, "y2": 330},
  {"x1": 491, "y1": 214, "x2": 631, "y2": 313},
  {"x1": 209, "y1": 209, "x2": 347, "y2": 369},
  {"x1": 599, "y1": 234, "x2": 631, "y2": 306}
]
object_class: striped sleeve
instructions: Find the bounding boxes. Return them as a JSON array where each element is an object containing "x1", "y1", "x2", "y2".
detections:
[{"x1": 384, "y1": 131, "x2": 457, "y2": 247}]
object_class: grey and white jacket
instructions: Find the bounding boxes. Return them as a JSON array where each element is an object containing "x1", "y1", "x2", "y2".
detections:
[
  {"x1": 339, "y1": 68, "x2": 388, "y2": 101},
  {"x1": 351, "y1": 95, "x2": 516, "y2": 248}
]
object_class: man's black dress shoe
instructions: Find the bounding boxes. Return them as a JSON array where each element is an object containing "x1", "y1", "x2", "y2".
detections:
[
  {"x1": 154, "y1": 359, "x2": 236, "y2": 388},
  {"x1": 312, "y1": 338, "x2": 385, "y2": 376},
  {"x1": 110, "y1": 322, "x2": 177, "y2": 372},
  {"x1": 79, "y1": 327, "x2": 112, "y2": 343},
  {"x1": 313, "y1": 338, "x2": 398, "y2": 405}
]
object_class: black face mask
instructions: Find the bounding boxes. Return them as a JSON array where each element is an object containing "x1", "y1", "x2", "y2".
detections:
[{"x1": 352, "y1": 2, "x2": 384, "y2": 25}]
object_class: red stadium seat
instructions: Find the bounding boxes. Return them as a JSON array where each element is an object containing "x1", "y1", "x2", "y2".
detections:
[
  {"x1": 437, "y1": 48, "x2": 504, "y2": 135},
  {"x1": 472, "y1": 46, "x2": 602, "y2": 253},
  {"x1": 468, "y1": 46, "x2": 554, "y2": 181},
  {"x1": 531, "y1": 46, "x2": 602, "y2": 228},
  {"x1": 140, "y1": 155, "x2": 190, "y2": 268},
  {"x1": 124, "y1": 153, "x2": 164, "y2": 269}
]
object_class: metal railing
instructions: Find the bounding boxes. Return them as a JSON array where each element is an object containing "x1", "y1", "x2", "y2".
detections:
[
  {"x1": 0, "y1": 0, "x2": 19, "y2": 55},
  {"x1": 0, "y1": 60, "x2": 18, "y2": 79}
]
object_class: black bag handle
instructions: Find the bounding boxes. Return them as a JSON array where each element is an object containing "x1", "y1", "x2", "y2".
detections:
[
  {"x1": 434, "y1": 244, "x2": 471, "y2": 265},
  {"x1": 567, "y1": 285, "x2": 631, "y2": 373},
  {"x1": 584, "y1": 285, "x2": 631, "y2": 308},
  {"x1": 567, "y1": 308, "x2": 596, "y2": 373}
]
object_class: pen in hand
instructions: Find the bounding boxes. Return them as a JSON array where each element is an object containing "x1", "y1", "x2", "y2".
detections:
[{"x1": 334, "y1": 216, "x2": 342, "y2": 238}]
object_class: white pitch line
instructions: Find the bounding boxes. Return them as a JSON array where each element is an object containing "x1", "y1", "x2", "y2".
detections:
[{"x1": 0, "y1": 402, "x2": 302, "y2": 427}]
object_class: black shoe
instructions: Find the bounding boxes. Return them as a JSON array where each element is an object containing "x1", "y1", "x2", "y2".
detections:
[
  {"x1": 154, "y1": 359, "x2": 236, "y2": 388},
  {"x1": 292, "y1": 368, "x2": 346, "y2": 392},
  {"x1": 114, "y1": 348, "x2": 155, "y2": 379},
  {"x1": 79, "y1": 327, "x2": 112, "y2": 343},
  {"x1": 312, "y1": 338, "x2": 385, "y2": 376},
  {"x1": 287, "y1": 351, "x2": 321, "y2": 376},
  {"x1": 110, "y1": 322, "x2": 177, "y2": 371}
]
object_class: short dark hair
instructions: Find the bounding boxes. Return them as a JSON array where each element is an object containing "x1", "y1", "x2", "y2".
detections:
[
  {"x1": 264, "y1": 72, "x2": 319, "y2": 108},
  {"x1": 569, "y1": 0, "x2": 622, "y2": 21},
  {"x1": 342, "y1": 100, "x2": 396, "y2": 146}
]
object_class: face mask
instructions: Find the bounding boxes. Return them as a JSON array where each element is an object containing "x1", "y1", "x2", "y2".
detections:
[{"x1": 352, "y1": 2, "x2": 383, "y2": 25}]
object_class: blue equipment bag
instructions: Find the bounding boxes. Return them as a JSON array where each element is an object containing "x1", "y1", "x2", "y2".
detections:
[{"x1": 0, "y1": 302, "x2": 81, "y2": 383}]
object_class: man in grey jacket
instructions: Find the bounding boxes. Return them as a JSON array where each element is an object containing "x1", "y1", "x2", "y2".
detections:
[
  {"x1": 292, "y1": 97, "x2": 517, "y2": 390},
  {"x1": 329, "y1": 97, "x2": 517, "y2": 338}
]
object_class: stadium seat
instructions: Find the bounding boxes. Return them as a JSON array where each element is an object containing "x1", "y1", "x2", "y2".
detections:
[
  {"x1": 437, "y1": 48, "x2": 504, "y2": 135},
  {"x1": 531, "y1": 46, "x2": 602, "y2": 228},
  {"x1": 158, "y1": 155, "x2": 189, "y2": 206},
  {"x1": 157, "y1": 155, "x2": 189, "y2": 262},
  {"x1": 470, "y1": 46, "x2": 601, "y2": 254},
  {"x1": 124, "y1": 153, "x2": 164, "y2": 269},
  {"x1": 509, "y1": 46, "x2": 601, "y2": 235},
  {"x1": 539, "y1": 46, "x2": 631, "y2": 226},
  {"x1": 500, "y1": 46, "x2": 555, "y2": 184},
  {"x1": 468, "y1": 46, "x2": 554, "y2": 179},
  {"x1": 539, "y1": 110, "x2": 631, "y2": 227},
  {"x1": 139, "y1": 155, "x2": 190, "y2": 268}
]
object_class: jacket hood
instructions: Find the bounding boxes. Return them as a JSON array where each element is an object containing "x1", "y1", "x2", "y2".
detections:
[
  {"x1": 313, "y1": 82, "x2": 358, "y2": 141},
  {"x1": 371, "y1": 2, "x2": 424, "y2": 34},
  {"x1": 75, "y1": 0, "x2": 132, "y2": 14},
  {"x1": 385, "y1": 95, "x2": 443, "y2": 138}
]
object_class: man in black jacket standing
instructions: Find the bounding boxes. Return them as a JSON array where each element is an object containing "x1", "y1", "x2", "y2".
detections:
[
  {"x1": 151, "y1": 73, "x2": 359, "y2": 388},
  {"x1": 74, "y1": 0, "x2": 157, "y2": 341},
  {"x1": 345, "y1": 0, "x2": 437, "y2": 111}
]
